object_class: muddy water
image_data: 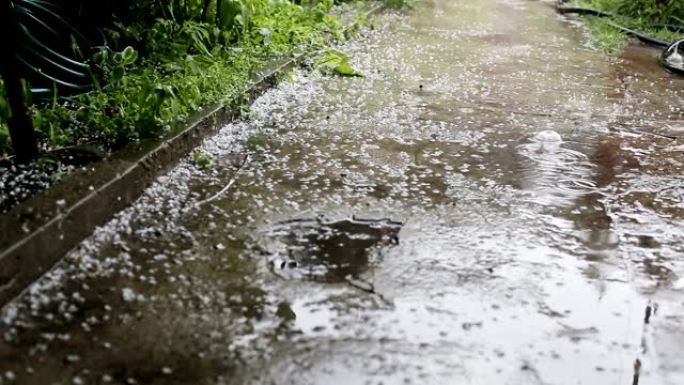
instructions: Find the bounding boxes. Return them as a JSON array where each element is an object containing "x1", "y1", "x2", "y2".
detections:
[{"x1": 2, "y1": 0, "x2": 684, "y2": 384}]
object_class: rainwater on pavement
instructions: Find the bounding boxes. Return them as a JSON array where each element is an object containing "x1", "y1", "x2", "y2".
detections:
[{"x1": 2, "y1": 0, "x2": 684, "y2": 384}]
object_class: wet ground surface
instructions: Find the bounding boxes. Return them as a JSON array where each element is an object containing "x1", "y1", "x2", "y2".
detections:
[{"x1": 2, "y1": 0, "x2": 684, "y2": 384}]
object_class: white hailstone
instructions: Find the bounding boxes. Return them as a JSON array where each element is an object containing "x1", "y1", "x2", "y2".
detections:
[
  {"x1": 121, "y1": 288, "x2": 136, "y2": 303},
  {"x1": 65, "y1": 354, "x2": 81, "y2": 363}
]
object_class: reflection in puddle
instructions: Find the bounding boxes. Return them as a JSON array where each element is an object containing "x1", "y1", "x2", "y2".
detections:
[{"x1": 262, "y1": 218, "x2": 402, "y2": 283}]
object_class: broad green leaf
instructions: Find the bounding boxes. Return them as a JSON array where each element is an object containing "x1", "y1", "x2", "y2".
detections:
[
  {"x1": 219, "y1": 0, "x2": 242, "y2": 30},
  {"x1": 335, "y1": 63, "x2": 364, "y2": 77},
  {"x1": 121, "y1": 46, "x2": 138, "y2": 66}
]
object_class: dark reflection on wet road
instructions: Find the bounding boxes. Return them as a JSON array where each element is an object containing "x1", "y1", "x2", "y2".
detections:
[
  {"x1": 2, "y1": 0, "x2": 684, "y2": 384},
  {"x1": 262, "y1": 218, "x2": 402, "y2": 283}
]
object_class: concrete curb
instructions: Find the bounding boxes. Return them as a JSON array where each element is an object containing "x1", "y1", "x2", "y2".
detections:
[{"x1": 0, "y1": 3, "x2": 386, "y2": 307}]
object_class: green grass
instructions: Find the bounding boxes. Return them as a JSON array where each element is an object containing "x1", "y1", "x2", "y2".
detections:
[
  {"x1": 0, "y1": 0, "x2": 400, "y2": 158},
  {"x1": 580, "y1": 15, "x2": 629, "y2": 54}
]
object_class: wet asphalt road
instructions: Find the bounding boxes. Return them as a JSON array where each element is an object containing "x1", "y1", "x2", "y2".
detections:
[{"x1": 2, "y1": 0, "x2": 684, "y2": 384}]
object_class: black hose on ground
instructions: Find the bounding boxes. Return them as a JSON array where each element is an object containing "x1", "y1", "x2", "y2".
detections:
[
  {"x1": 554, "y1": 1, "x2": 684, "y2": 75},
  {"x1": 602, "y1": 21, "x2": 670, "y2": 47},
  {"x1": 556, "y1": 5, "x2": 615, "y2": 18}
]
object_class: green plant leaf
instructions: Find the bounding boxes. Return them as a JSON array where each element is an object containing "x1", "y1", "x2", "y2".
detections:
[
  {"x1": 121, "y1": 46, "x2": 138, "y2": 66},
  {"x1": 112, "y1": 66, "x2": 125, "y2": 82},
  {"x1": 192, "y1": 151, "x2": 212, "y2": 168},
  {"x1": 218, "y1": 0, "x2": 242, "y2": 30},
  {"x1": 335, "y1": 63, "x2": 364, "y2": 77},
  {"x1": 315, "y1": 49, "x2": 363, "y2": 77}
]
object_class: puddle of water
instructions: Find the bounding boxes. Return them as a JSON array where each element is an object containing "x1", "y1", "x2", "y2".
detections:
[{"x1": 261, "y1": 218, "x2": 402, "y2": 283}]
